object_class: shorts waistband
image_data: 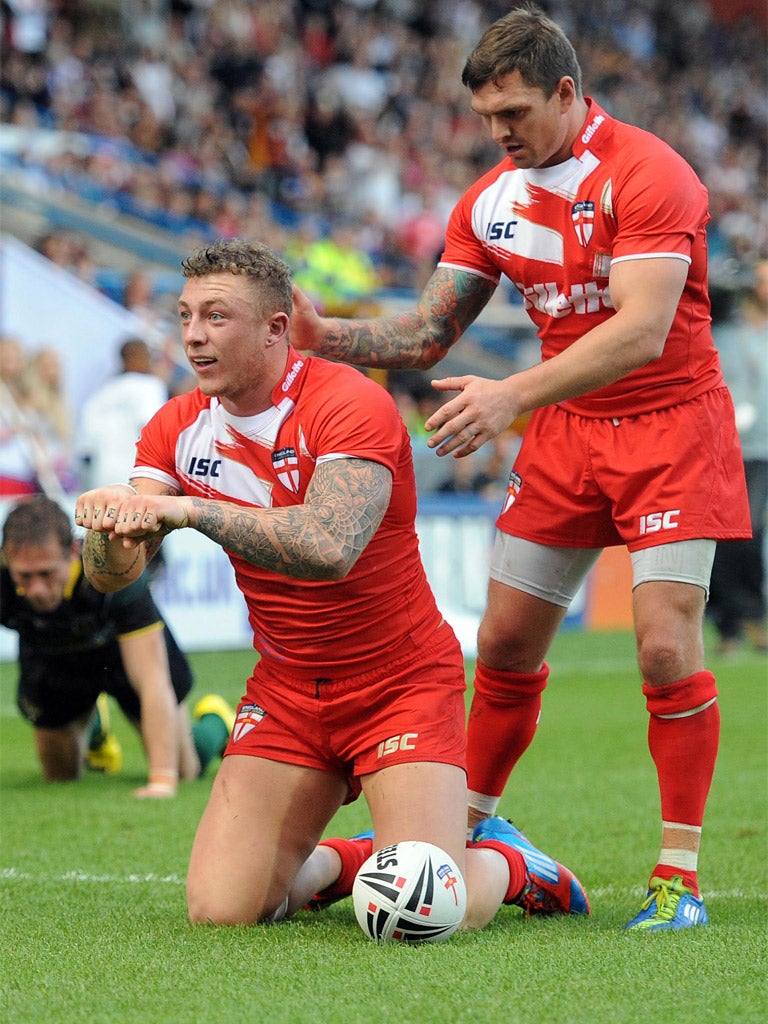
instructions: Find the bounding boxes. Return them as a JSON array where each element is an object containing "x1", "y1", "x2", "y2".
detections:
[{"x1": 255, "y1": 620, "x2": 455, "y2": 693}]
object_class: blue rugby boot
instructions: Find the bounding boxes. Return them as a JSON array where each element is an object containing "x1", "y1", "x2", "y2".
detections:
[
  {"x1": 624, "y1": 875, "x2": 708, "y2": 931},
  {"x1": 473, "y1": 816, "x2": 590, "y2": 916}
]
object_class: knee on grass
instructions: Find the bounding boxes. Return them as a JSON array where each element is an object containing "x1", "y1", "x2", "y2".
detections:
[{"x1": 187, "y1": 887, "x2": 287, "y2": 926}]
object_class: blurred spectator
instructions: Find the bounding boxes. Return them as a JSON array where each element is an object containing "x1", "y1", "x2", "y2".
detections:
[
  {"x1": 3, "y1": 0, "x2": 50, "y2": 55},
  {"x1": 386, "y1": 369, "x2": 445, "y2": 442},
  {"x1": 0, "y1": 335, "x2": 39, "y2": 495},
  {"x1": 287, "y1": 218, "x2": 382, "y2": 316},
  {"x1": 21, "y1": 346, "x2": 77, "y2": 491},
  {"x1": 117, "y1": 268, "x2": 197, "y2": 395},
  {"x1": 436, "y1": 448, "x2": 496, "y2": 498},
  {"x1": 0, "y1": 335, "x2": 70, "y2": 496},
  {"x1": 0, "y1": 0, "x2": 761, "y2": 290},
  {"x1": 78, "y1": 337, "x2": 168, "y2": 490},
  {"x1": 34, "y1": 230, "x2": 98, "y2": 285},
  {"x1": 708, "y1": 260, "x2": 768, "y2": 655},
  {"x1": 123, "y1": 267, "x2": 161, "y2": 319},
  {"x1": 395, "y1": 183, "x2": 452, "y2": 292},
  {"x1": 436, "y1": 427, "x2": 523, "y2": 504},
  {"x1": 121, "y1": 267, "x2": 179, "y2": 346}
]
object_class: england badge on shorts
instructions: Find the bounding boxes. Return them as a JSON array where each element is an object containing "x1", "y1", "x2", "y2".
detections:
[
  {"x1": 232, "y1": 703, "x2": 267, "y2": 742},
  {"x1": 272, "y1": 446, "x2": 300, "y2": 492},
  {"x1": 501, "y1": 471, "x2": 522, "y2": 515},
  {"x1": 571, "y1": 201, "x2": 595, "y2": 247}
]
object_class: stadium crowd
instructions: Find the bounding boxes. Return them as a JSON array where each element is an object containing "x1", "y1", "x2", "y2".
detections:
[
  {"x1": 0, "y1": 0, "x2": 766, "y2": 499},
  {"x1": 1, "y1": 0, "x2": 766, "y2": 293}
]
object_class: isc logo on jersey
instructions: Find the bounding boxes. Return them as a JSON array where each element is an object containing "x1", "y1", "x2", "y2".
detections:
[
  {"x1": 487, "y1": 219, "x2": 519, "y2": 241},
  {"x1": 188, "y1": 456, "x2": 222, "y2": 477}
]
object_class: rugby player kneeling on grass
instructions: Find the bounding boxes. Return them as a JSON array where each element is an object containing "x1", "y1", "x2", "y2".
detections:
[{"x1": 75, "y1": 238, "x2": 590, "y2": 931}]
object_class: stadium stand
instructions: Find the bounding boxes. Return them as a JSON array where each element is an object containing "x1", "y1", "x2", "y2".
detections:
[
  {"x1": 0, "y1": 0, "x2": 764, "y2": 654},
  {"x1": 2, "y1": 1, "x2": 764, "y2": 276},
  {"x1": 0, "y1": 0, "x2": 765, "y2": 445}
]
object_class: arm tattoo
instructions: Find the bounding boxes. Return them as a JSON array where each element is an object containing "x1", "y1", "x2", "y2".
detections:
[
  {"x1": 81, "y1": 483, "x2": 176, "y2": 587},
  {"x1": 190, "y1": 459, "x2": 392, "y2": 581},
  {"x1": 322, "y1": 269, "x2": 496, "y2": 369},
  {"x1": 83, "y1": 531, "x2": 144, "y2": 584}
]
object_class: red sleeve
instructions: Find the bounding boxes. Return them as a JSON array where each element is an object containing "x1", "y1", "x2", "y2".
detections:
[
  {"x1": 300, "y1": 362, "x2": 406, "y2": 475},
  {"x1": 610, "y1": 131, "x2": 709, "y2": 262},
  {"x1": 438, "y1": 164, "x2": 507, "y2": 282},
  {"x1": 134, "y1": 392, "x2": 202, "y2": 489}
]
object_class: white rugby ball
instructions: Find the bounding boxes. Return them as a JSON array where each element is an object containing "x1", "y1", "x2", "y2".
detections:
[{"x1": 352, "y1": 840, "x2": 466, "y2": 943}]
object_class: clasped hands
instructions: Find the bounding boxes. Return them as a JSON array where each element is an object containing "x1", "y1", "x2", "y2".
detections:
[{"x1": 75, "y1": 485, "x2": 190, "y2": 546}]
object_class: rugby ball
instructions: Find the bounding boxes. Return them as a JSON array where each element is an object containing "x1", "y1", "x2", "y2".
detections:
[{"x1": 352, "y1": 840, "x2": 466, "y2": 943}]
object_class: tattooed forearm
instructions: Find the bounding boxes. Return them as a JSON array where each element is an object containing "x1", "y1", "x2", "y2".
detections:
[
  {"x1": 189, "y1": 459, "x2": 392, "y2": 580},
  {"x1": 322, "y1": 269, "x2": 495, "y2": 369},
  {"x1": 83, "y1": 531, "x2": 145, "y2": 591}
]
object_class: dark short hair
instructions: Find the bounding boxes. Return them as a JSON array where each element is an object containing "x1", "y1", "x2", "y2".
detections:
[
  {"x1": 119, "y1": 337, "x2": 151, "y2": 362},
  {"x1": 462, "y1": 3, "x2": 582, "y2": 98},
  {"x1": 181, "y1": 239, "x2": 293, "y2": 318},
  {"x1": 2, "y1": 495, "x2": 73, "y2": 553}
]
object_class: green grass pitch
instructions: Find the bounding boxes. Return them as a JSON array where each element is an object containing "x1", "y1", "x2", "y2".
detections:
[{"x1": 1, "y1": 629, "x2": 766, "y2": 1024}]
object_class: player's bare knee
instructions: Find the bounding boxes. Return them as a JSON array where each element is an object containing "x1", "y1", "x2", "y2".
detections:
[
  {"x1": 637, "y1": 637, "x2": 688, "y2": 686},
  {"x1": 188, "y1": 904, "x2": 247, "y2": 926},
  {"x1": 460, "y1": 896, "x2": 490, "y2": 931},
  {"x1": 187, "y1": 890, "x2": 276, "y2": 926},
  {"x1": 477, "y1": 620, "x2": 538, "y2": 670},
  {"x1": 42, "y1": 767, "x2": 82, "y2": 783}
]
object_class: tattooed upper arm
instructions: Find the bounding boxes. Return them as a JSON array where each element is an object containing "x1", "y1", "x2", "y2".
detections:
[
  {"x1": 278, "y1": 456, "x2": 392, "y2": 578},
  {"x1": 305, "y1": 457, "x2": 392, "y2": 547},
  {"x1": 190, "y1": 457, "x2": 392, "y2": 581}
]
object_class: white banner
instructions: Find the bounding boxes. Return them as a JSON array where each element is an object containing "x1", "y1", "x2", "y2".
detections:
[{"x1": 0, "y1": 234, "x2": 147, "y2": 417}]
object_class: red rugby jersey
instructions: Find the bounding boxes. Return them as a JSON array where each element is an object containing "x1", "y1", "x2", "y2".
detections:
[
  {"x1": 440, "y1": 99, "x2": 723, "y2": 417},
  {"x1": 134, "y1": 348, "x2": 443, "y2": 674}
]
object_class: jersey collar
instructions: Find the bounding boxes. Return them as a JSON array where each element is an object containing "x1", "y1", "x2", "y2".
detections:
[
  {"x1": 270, "y1": 346, "x2": 309, "y2": 407},
  {"x1": 571, "y1": 97, "x2": 611, "y2": 160}
]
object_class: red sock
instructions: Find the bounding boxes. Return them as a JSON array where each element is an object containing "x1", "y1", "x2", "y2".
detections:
[
  {"x1": 655, "y1": 860, "x2": 700, "y2": 896},
  {"x1": 314, "y1": 836, "x2": 373, "y2": 901},
  {"x1": 644, "y1": 671, "x2": 719, "y2": 827},
  {"x1": 644, "y1": 671, "x2": 719, "y2": 894},
  {"x1": 473, "y1": 840, "x2": 528, "y2": 904},
  {"x1": 467, "y1": 661, "x2": 549, "y2": 795}
]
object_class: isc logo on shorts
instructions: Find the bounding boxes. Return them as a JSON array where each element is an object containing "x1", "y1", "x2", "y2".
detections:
[
  {"x1": 639, "y1": 509, "x2": 680, "y2": 535},
  {"x1": 377, "y1": 733, "x2": 418, "y2": 758}
]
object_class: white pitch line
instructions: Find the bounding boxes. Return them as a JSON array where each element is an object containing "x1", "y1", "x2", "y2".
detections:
[
  {"x1": 0, "y1": 867, "x2": 765, "y2": 900},
  {"x1": 0, "y1": 867, "x2": 184, "y2": 885}
]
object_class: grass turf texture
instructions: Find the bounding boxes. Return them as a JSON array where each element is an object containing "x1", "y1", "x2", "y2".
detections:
[{"x1": 1, "y1": 629, "x2": 765, "y2": 1024}]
